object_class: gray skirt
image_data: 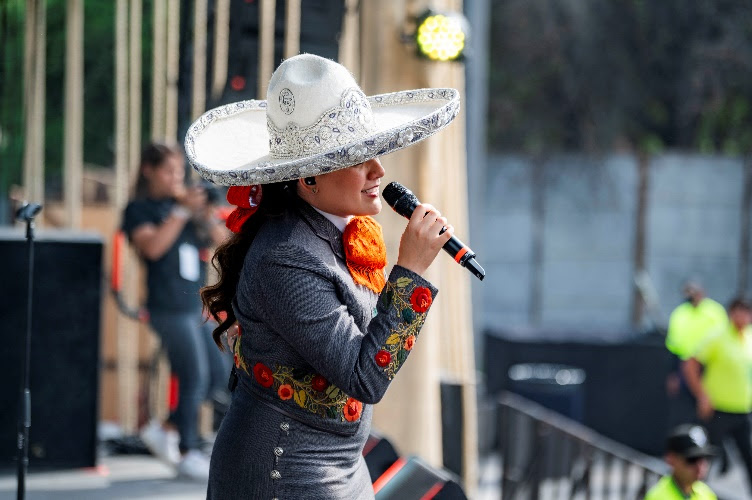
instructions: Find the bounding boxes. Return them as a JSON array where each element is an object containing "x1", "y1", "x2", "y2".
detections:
[{"x1": 207, "y1": 388, "x2": 374, "y2": 499}]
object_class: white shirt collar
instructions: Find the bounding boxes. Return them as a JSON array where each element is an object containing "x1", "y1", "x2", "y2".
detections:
[{"x1": 313, "y1": 207, "x2": 352, "y2": 233}]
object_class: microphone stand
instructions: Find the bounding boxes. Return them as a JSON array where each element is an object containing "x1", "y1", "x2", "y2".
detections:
[{"x1": 15, "y1": 202, "x2": 42, "y2": 500}]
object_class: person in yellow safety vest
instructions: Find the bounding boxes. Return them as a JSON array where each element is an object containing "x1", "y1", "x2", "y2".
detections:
[
  {"x1": 645, "y1": 424, "x2": 717, "y2": 500},
  {"x1": 683, "y1": 297, "x2": 752, "y2": 495},
  {"x1": 664, "y1": 281, "x2": 728, "y2": 430},
  {"x1": 666, "y1": 282, "x2": 727, "y2": 359}
]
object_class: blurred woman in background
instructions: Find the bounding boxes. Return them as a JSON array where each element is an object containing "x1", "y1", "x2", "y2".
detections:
[{"x1": 121, "y1": 142, "x2": 230, "y2": 481}]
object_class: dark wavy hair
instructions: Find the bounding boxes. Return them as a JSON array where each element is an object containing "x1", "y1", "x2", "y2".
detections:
[{"x1": 201, "y1": 180, "x2": 299, "y2": 348}]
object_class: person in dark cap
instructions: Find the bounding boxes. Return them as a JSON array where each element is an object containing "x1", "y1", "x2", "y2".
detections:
[{"x1": 645, "y1": 424, "x2": 717, "y2": 499}]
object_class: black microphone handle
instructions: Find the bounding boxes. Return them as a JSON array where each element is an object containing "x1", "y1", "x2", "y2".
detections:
[{"x1": 382, "y1": 182, "x2": 485, "y2": 281}]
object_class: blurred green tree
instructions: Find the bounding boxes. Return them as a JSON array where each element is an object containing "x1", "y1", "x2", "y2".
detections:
[
  {"x1": 488, "y1": 0, "x2": 752, "y2": 155},
  {"x1": 0, "y1": 0, "x2": 153, "y2": 201}
]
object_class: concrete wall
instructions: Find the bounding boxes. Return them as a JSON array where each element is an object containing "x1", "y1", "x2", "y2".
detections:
[
  {"x1": 482, "y1": 153, "x2": 749, "y2": 340},
  {"x1": 646, "y1": 154, "x2": 746, "y2": 318}
]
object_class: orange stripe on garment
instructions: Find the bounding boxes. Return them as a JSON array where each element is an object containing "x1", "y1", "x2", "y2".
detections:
[
  {"x1": 111, "y1": 231, "x2": 124, "y2": 291},
  {"x1": 454, "y1": 246, "x2": 469, "y2": 263},
  {"x1": 372, "y1": 457, "x2": 407, "y2": 494}
]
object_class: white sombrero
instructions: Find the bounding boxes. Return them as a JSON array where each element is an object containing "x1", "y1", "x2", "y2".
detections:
[{"x1": 184, "y1": 53, "x2": 460, "y2": 186}]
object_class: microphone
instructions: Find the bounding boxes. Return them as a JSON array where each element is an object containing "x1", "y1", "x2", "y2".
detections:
[
  {"x1": 15, "y1": 203, "x2": 42, "y2": 222},
  {"x1": 382, "y1": 182, "x2": 485, "y2": 281}
]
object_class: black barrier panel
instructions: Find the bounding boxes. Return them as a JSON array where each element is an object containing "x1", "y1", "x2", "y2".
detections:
[
  {"x1": 0, "y1": 229, "x2": 102, "y2": 470},
  {"x1": 440, "y1": 380, "x2": 464, "y2": 477},
  {"x1": 484, "y1": 331, "x2": 673, "y2": 456}
]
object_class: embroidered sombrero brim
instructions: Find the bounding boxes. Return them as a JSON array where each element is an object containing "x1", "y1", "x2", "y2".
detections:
[{"x1": 185, "y1": 88, "x2": 460, "y2": 186}]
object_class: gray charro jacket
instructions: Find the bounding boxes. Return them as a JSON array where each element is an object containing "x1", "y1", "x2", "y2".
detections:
[{"x1": 232, "y1": 199, "x2": 437, "y2": 436}]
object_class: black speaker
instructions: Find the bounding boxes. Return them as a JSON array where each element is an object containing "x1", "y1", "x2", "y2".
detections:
[
  {"x1": 373, "y1": 456, "x2": 467, "y2": 500},
  {"x1": 0, "y1": 228, "x2": 102, "y2": 470},
  {"x1": 363, "y1": 432, "x2": 400, "y2": 482}
]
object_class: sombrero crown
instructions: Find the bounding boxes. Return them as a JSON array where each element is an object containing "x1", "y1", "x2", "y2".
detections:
[{"x1": 185, "y1": 54, "x2": 460, "y2": 186}]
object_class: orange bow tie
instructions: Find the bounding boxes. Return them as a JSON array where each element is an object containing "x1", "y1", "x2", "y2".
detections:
[{"x1": 342, "y1": 216, "x2": 387, "y2": 293}]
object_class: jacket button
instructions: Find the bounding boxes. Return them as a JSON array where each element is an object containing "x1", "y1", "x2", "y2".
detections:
[
  {"x1": 280, "y1": 422, "x2": 290, "y2": 432},
  {"x1": 274, "y1": 447, "x2": 284, "y2": 456},
  {"x1": 270, "y1": 469, "x2": 281, "y2": 480}
]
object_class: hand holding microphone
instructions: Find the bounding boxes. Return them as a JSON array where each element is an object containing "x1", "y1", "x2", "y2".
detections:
[
  {"x1": 395, "y1": 203, "x2": 454, "y2": 276},
  {"x1": 383, "y1": 182, "x2": 485, "y2": 281}
]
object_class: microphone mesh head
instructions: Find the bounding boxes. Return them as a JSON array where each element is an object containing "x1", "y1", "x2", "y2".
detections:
[
  {"x1": 382, "y1": 182, "x2": 410, "y2": 207},
  {"x1": 382, "y1": 182, "x2": 419, "y2": 218}
]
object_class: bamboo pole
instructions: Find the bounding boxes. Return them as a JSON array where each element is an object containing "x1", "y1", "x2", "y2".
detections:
[
  {"x1": 165, "y1": 0, "x2": 180, "y2": 142},
  {"x1": 211, "y1": 0, "x2": 230, "y2": 101},
  {"x1": 129, "y1": 0, "x2": 142, "y2": 175},
  {"x1": 338, "y1": 0, "x2": 360, "y2": 77},
  {"x1": 63, "y1": 0, "x2": 84, "y2": 228},
  {"x1": 22, "y1": 0, "x2": 45, "y2": 206},
  {"x1": 257, "y1": 0, "x2": 276, "y2": 98},
  {"x1": 115, "y1": 0, "x2": 140, "y2": 435},
  {"x1": 192, "y1": 0, "x2": 208, "y2": 120},
  {"x1": 151, "y1": 0, "x2": 167, "y2": 141},
  {"x1": 283, "y1": 0, "x2": 301, "y2": 59},
  {"x1": 360, "y1": 0, "x2": 478, "y2": 493}
]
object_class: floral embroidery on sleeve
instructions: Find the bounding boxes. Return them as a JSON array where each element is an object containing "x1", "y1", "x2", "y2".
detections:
[
  {"x1": 375, "y1": 277, "x2": 433, "y2": 379},
  {"x1": 248, "y1": 362, "x2": 362, "y2": 422}
]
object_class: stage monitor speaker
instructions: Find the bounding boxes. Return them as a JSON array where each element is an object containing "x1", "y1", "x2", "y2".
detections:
[
  {"x1": 362, "y1": 432, "x2": 400, "y2": 483},
  {"x1": 0, "y1": 228, "x2": 102, "y2": 470},
  {"x1": 373, "y1": 456, "x2": 467, "y2": 500}
]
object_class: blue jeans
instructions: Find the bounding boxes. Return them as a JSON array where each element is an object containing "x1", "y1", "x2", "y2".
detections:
[{"x1": 149, "y1": 309, "x2": 231, "y2": 452}]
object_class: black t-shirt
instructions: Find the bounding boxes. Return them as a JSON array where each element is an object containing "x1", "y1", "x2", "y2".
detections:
[{"x1": 122, "y1": 198, "x2": 210, "y2": 313}]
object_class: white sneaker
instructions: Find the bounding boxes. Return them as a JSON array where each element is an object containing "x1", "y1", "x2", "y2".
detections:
[
  {"x1": 177, "y1": 449, "x2": 211, "y2": 481},
  {"x1": 140, "y1": 419, "x2": 181, "y2": 467}
]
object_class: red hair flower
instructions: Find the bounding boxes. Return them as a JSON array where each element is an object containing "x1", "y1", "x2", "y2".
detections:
[
  {"x1": 311, "y1": 375, "x2": 328, "y2": 392},
  {"x1": 375, "y1": 350, "x2": 391, "y2": 367},
  {"x1": 343, "y1": 398, "x2": 363, "y2": 422},
  {"x1": 278, "y1": 384, "x2": 294, "y2": 400},
  {"x1": 225, "y1": 185, "x2": 263, "y2": 233},
  {"x1": 409, "y1": 287, "x2": 432, "y2": 313},
  {"x1": 404, "y1": 335, "x2": 416, "y2": 351},
  {"x1": 253, "y1": 362, "x2": 274, "y2": 388}
]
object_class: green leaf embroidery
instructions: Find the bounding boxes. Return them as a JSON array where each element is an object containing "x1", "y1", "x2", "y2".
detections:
[
  {"x1": 397, "y1": 349, "x2": 408, "y2": 365},
  {"x1": 386, "y1": 334, "x2": 401, "y2": 345},
  {"x1": 402, "y1": 308, "x2": 415, "y2": 323},
  {"x1": 395, "y1": 277, "x2": 413, "y2": 288},
  {"x1": 294, "y1": 390, "x2": 307, "y2": 408}
]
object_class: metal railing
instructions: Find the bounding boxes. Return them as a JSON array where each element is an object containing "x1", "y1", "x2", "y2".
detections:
[{"x1": 498, "y1": 392, "x2": 669, "y2": 499}]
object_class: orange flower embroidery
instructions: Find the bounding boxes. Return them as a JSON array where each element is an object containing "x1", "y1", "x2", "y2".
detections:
[
  {"x1": 404, "y1": 335, "x2": 416, "y2": 351},
  {"x1": 410, "y1": 286, "x2": 432, "y2": 313},
  {"x1": 278, "y1": 384, "x2": 294, "y2": 400},
  {"x1": 375, "y1": 350, "x2": 391, "y2": 367},
  {"x1": 311, "y1": 375, "x2": 328, "y2": 392},
  {"x1": 253, "y1": 362, "x2": 274, "y2": 388},
  {"x1": 343, "y1": 398, "x2": 363, "y2": 422}
]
